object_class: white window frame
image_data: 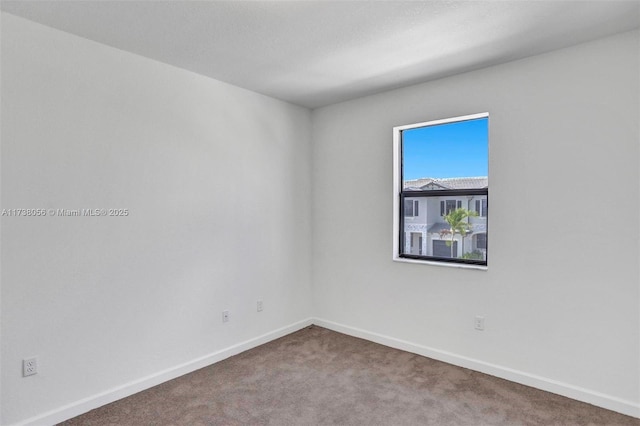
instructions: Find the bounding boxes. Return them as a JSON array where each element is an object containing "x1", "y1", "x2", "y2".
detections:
[{"x1": 392, "y1": 112, "x2": 488, "y2": 270}]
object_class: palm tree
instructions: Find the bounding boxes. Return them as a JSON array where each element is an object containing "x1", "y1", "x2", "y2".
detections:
[{"x1": 441, "y1": 208, "x2": 478, "y2": 258}]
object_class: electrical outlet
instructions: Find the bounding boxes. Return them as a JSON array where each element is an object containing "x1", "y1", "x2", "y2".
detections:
[
  {"x1": 222, "y1": 310, "x2": 229, "y2": 323},
  {"x1": 474, "y1": 316, "x2": 485, "y2": 331},
  {"x1": 23, "y1": 357, "x2": 38, "y2": 377},
  {"x1": 257, "y1": 300, "x2": 263, "y2": 312}
]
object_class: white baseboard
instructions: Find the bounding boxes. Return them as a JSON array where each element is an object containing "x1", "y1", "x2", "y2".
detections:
[
  {"x1": 16, "y1": 318, "x2": 314, "y2": 426},
  {"x1": 13, "y1": 316, "x2": 638, "y2": 425},
  {"x1": 313, "y1": 318, "x2": 640, "y2": 419}
]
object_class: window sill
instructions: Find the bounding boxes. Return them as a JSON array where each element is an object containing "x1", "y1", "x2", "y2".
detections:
[{"x1": 393, "y1": 256, "x2": 488, "y2": 270}]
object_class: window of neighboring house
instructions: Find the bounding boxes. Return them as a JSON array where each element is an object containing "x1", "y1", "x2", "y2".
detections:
[
  {"x1": 475, "y1": 199, "x2": 487, "y2": 217},
  {"x1": 476, "y1": 233, "x2": 487, "y2": 250},
  {"x1": 441, "y1": 200, "x2": 462, "y2": 216},
  {"x1": 404, "y1": 199, "x2": 419, "y2": 217},
  {"x1": 393, "y1": 112, "x2": 489, "y2": 267}
]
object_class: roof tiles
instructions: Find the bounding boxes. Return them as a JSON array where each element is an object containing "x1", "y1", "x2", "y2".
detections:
[{"x1": 404, "y1": 177, "x2": 488, "y2": 190}]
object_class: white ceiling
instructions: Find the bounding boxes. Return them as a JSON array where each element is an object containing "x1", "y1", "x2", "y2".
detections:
[{"x1": 2, "y1": 1, "x2": 639, "y2": 109}]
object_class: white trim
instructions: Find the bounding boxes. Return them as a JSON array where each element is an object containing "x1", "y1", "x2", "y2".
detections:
[
  {"x1": 393, "y1": 112, "x2": 489, "y2": 132},
  {"x1": 11, "y1": 317, "x2": 638, "y2": 423},
  {"x1": 313, "y1": 318, "x2": 640, "y2": 419},
  {"x1": 392, "y1": 126, "x2": 401, "y2": 259},
  {"x1": 13, "y1": 318, "x2": 314, "y2": 426}
]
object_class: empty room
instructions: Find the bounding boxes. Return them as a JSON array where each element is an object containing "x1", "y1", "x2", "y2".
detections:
[{"x1": 1, "y1": 1, "x2": 639, "y2": 425}]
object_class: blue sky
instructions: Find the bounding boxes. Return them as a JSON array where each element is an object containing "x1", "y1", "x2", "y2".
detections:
[{"x1": 402, "y1": 117, "x2": 488, "y2": 181}]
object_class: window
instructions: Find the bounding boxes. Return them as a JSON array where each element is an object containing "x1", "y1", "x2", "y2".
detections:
[
  {"x1": 404, "y1": 199, "x2": 419, "y2": 217},
  {"x1": 393, "y1": 113, "x2": 489, "y2": 266},
  {"x1": 441, "y1": 200, "x2": 461, "y2": 216},
  {"x1": 475, "y1": 199, "x2": 487, "y2": 217},
  {"x1": 476, "y1": 233, "x2": 487, "y2": 250}
]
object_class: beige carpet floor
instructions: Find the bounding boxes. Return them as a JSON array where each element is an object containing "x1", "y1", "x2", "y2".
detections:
[{"x1": 61, "y1": 325, "x2": 639, "y2": 425}]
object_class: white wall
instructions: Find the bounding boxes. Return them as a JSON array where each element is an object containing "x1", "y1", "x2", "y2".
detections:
[
  {"x1": 312, "y1": 29, "x2": 639, "y2": 415},
  {"x1": 2, "y1": 11, "x2": 639, "y2": 425},
  {"x1": 1, "y1": 13, "x2": 312, "y2": 425}
]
